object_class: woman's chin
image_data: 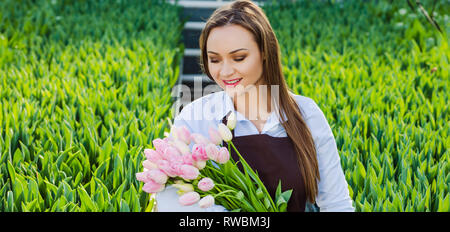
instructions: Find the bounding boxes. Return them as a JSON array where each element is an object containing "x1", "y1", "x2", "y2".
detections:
[{"x1": 223, "y1": 84, "x2": 249, "y2": 97}]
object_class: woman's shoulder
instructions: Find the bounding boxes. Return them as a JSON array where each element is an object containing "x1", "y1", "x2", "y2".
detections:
[
  {"x1": 289, "y1": 93, "x2": 334, "y2": 140},
  {"x1": 289, "y1": 93, "x2": 322, "y2": 120}
]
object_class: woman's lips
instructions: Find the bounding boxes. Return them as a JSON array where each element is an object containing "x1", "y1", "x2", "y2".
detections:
[{"x1": 223, "y1": 78, "x2": 243, "y2": 87}]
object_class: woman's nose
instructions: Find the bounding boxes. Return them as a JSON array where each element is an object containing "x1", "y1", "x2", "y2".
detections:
[{"x1": 219, "y1": 61, "x2": 234, "y2": 77}]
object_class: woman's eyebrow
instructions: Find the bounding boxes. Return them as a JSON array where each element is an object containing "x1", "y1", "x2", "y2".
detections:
[{"x1": 207, "y1": 48, "x2": 248, "y2": 55}]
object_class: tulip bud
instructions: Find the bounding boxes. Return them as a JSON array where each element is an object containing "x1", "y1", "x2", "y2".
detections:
[
  {"x1": 198, "y1": 177, "x2": 215, "y2": 191},
  {"x1": 136, "y1": 171, "x2": 150, "y2": 183},
  {"x1": 218, "y1": 123, "x2": 232, "y2": 142},
  {"x1": 152, "y1": 138, "x2": 169, "y2": 154},
  {"x1": 181, "y1": 153, "x2": 195, "y2": 166},
  {"x1": 178, "y1": 192, "x2": 200, "y2": 206},
  {"x1": 208, "y1": 126, "x2": 222, "y2": 145},
  {"x1": 235, "y1": 191, "x2": 245, "y2": 201},
  {"x1": 256, "y1": 187, "x2": 264, "y2": 200},
  {"x1": 205, "y1": 143, "x2": 219, "y2": 161},
  {"x1": 163, "y1": 146, "x2": 181, "y2": 163},
  {"x1": 198, "y1": 195, "x2": 215, "y2": 208},
  {"x1": 194, "y1": 160, "x2": 206, "y2": 170},
  {"x1": 171, "y1": 126, "x2": 191, "y2": 145},
  {"x1": 174, "y1": 180, "x2": 184, "y2": 184},
  {"x1": 144, "y1": 149, "x2": 162, "y2": 163},
  {"x1": 172, "y1": 183, "x2": 195, "y2": 194},
  {"x1": 157, "y1": 160, "x2": 179, "y2": 177},
  {"x1": 179, "y1": 164, "x2": 200, "y2": 180},
  {"x1": 216, "y1": 147, "x2": 230, "y2": 164},
  {"x1": 226, "y1": 112, "x2": 237, "y2": 130},
  {"x1": 142, "y1": 179, "x2": 165, "y2": 193},
  {"x1": 172, "y1": 139, "x2": 191, "y2": 155},
  {"x1": 147, "y1": 169, "x2": 168, "y2": 184},
  {"x1": 142, "y1": 160, "x2": 158, "y2": 170},
  {"x1": 191, "y1": 144, "x2": 208, "y2": 161}
]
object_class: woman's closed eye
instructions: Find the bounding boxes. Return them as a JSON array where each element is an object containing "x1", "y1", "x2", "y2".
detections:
[
  {"x1": 234, "y1": 56, "x2": 245, "y2": 62},
  {"x1": 210, "y1": 57, "x2": 246, "y2": 63}
]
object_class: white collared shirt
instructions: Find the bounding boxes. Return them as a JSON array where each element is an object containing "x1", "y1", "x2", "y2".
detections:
[{"x1": 171, "y1": 91, "x2": 355, "y2": 212}]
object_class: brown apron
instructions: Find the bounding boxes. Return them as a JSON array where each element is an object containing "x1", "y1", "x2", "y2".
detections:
[{"x1": 221, "y1": 115, "x2": 307, "y2": 212}]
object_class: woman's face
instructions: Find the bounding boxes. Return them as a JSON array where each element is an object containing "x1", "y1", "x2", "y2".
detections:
[{"x1": 206, "y1": 24, "x2": 264, "y2": 95}]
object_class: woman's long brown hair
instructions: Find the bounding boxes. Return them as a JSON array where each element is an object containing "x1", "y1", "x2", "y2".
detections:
[{"x1": 198, "y1": 0, "x2": 320, "y2": 203}]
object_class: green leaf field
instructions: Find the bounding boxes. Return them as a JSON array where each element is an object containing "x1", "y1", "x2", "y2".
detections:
[{"x1": 0, "y1": 0, "x2": 448, "y2": 212}]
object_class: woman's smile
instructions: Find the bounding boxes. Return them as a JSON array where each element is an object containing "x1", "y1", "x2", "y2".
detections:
[{"x1": 223, "y1": 78, "x2": 243, "y2": 87}]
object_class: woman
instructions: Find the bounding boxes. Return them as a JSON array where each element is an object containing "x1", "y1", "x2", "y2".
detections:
[{"x1": 156, "y1": 0, "x2": 354, "y2": 212}]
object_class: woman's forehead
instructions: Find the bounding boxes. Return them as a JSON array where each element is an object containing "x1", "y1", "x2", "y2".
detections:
[{"x1": 207, "y1": 25, "x2": 257, "y2": 53}]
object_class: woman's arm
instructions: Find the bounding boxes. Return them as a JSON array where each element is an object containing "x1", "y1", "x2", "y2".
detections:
[{"x1": 303, "y1": 98, "x2": 355, "y2": 212}]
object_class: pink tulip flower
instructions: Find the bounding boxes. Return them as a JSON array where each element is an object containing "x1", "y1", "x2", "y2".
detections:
[
  {"x1": 172, "y1": 139, "x2": 190, "y2": 155},
  {"x1": 163, "y1": 137, "x2": 172, "y2": 143},
  {"x1": 179, "y1": 164, "x2": 199, "y2": 180},
  {"x1": 163, "y1": 146, "x2": 181, "y2": 163},
  {"x1": 198, "y1": 177, "x2": 215, "y2": 191},
  {"x1": 205, "y1": 143, "x2": 219, "y2": 161},
  {"x1": 142, "y1": 179, "x2": 165, "y2": 193},
  {"x1": 136, "y1": 170, "x2": 166, "y2": 183},
  {"x1": 191, "y1": 133, "x2": 210, "y2": 145},
  {"x1": 198, "y1": 195, "x2": 215, "y2": 208},
  {"x1": 142, "y1": 160, "x2": 157, "y2": 171},
  {"x1": 172, "y1": 126, "x2": 191, "y2": 145},
  {"x1": 181, "y1": 153, "x2": 193, "y2": 165},
  {"x1": 181, "y1": 153, "x2": 195, "y2": 166},
  {"x1": 144, "y1": 149, "x2": 163, "y2": 163},
  {"x1": 208, "y1": 126, "x2": 223, "y2": 145},
  {"x1": 178, "y1": 191, "x2": 200, "y2": 206},
  {"x1": 136, "y1": 171, "x2": 151, "y2": 183},
  {"x1": 153, "y1": 138, "x2": 169, "y2": 154},
  {"x1": 157, "y1": 160, "x2": 179, "y2": 177},
  {"x1": 191, "y1": 144, "x2": 208, "y2": 161},
  {"x1": 216, "y1": 147, "x2": 230, "y2": 164},
  {"x1": 147, "y1": 169, "x2": 168, "y2": 184}
]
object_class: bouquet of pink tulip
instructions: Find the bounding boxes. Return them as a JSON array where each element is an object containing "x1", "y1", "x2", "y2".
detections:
[{"x1": 135, "y1": 113, "x2": 292, "y2": 212}]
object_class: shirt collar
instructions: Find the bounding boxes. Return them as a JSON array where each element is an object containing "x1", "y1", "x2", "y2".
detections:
[
  {"x1": 219, "y1": 91, "x2": 238, "y2": 121},
  {"x1": 219, "y1": 91, "x2": 288, "y2": 125}
]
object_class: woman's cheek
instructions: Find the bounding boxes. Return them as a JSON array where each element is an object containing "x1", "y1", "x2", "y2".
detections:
[
  {"x1": 208, "y1": 65, "x2": 220, "y2": 83},
  {"x1": 212, "y1": 67, "x2": 229, "y2": 88}
]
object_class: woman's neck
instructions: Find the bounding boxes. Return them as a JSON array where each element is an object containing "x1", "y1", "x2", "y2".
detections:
[{"x1": 233, "y1": 84, "x2": 273, "y2": 121}]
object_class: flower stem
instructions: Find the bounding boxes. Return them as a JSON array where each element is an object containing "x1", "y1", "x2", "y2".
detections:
[
  {"x1": 229, "y1": 141, "x2": 277, "y2": 210},
  {"x1": 214, "y1": 183, "x2": 238, "y2": 190},
  {"x1": 204, "y1": 163, "x2": 225, "y2": 176},
  {"x1": 213, "y1": 190, "x2": 240, "y2": 209},
  {"x1": 213, "y1": 189, "x2": 236, "y2": 198}
]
